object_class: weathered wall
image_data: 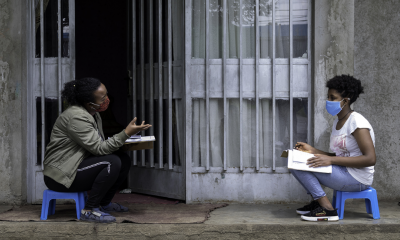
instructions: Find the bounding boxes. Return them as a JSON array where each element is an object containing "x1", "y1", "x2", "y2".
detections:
[
  {"x1": 0, "y1": 0, "x2": 27, "y2": 204},
  {"x1": 313, "y1": 0, "x2": 354, "y2": 199},
  {"x1": 354, "y1": 0, "x2": 400, "y2": 200},
  {"x1": 313, "y1": 0, "x2": 354, "y2": 151}
]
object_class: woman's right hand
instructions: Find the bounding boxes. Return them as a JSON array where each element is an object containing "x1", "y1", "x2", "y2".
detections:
[
  {"x1": 295, "y1": 142, "x2": 316, "y2": 154},
  {"x1": 125, "y1": 117, "x2": 152, "y2": 136}
]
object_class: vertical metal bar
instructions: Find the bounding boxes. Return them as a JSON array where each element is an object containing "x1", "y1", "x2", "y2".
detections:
[
  {"x1": 272, "y1": 0, "x2": 276, "y2": 171},
  {"x1": 168, "y1": 0, "x2": 173, "y2": 169},
  {"x1": 28, "y1": 0, "x2": 36, "y2": 203},
  {"x1": 158, "y1": 0, "x2": 163, "y2": 169},
  {"x1": 255, "y1": 0, "x2": 260, "y2": 171},
  {"x1": 205, "y1": 0, "x2": 210, "y2": 171},
  {"x1": 307, "y1": 0, "x2": 312, "y2": 146},
  {"x1": 40, "y1": 0, "x2": 45, "y2": 171},
  {"x1": 58, "y1": 0, "x2": 62, "y2": 115},
  {"x1": 239, "y1": 0, "x2": 243, "y2": 171},
  {"x1": 185, "y1": 0, "x2": 193, "y2": 203},
  {"x1": 223, "y1": 0, "x2": 227, "y2": 171},
  {"x1": 140, "y1": 0, "x2": 145, "y2": 166},
  {"x1": 132, "y1": 0, "x2": 137, "y2": 166},
  {"x1": 69, "y1": 0, "x2": 75, "y2": 79},
  {"x1": 289, "y1": 0, "x2": 293, "y2": 150},
  {"x1": 149, "y1": 0, "x2": 155, "y2": 168}
]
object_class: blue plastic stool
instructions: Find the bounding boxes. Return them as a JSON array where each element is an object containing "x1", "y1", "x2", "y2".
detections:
[
  {"x1": 40, "y1": 190, "x2": 87, "y2": 220},
  {"x1": 332, "y1": 187, "x2": 380, "y2": 220}
]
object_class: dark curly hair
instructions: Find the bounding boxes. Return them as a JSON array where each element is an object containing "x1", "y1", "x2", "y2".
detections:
[
  {"x1": 326, "y1": 75, "x2": 364, "y2": 105},
  {"x1": 61, "y1": 77, "x2": 102, "y2": 106}
]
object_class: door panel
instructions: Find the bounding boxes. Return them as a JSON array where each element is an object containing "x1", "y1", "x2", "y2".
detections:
[
  {"x1": 128, "y1": 0, "x2": 185, "y2": 200},
  {"x1": 28, "y1": 0, "x2": 75, "y2": 204}
]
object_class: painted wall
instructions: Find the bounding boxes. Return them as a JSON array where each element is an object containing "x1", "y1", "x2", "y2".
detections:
[
  {"x1": 0, "y1": 0, "x2": 27, "y2": 205},
  {"x1": 354, "y1": 0, "x2": 400, "y2": 200}
]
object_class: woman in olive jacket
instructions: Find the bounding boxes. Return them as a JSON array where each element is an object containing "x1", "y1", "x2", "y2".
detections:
[{"x1": 44, "y1": 77, "x2": 151, "y2": 223}]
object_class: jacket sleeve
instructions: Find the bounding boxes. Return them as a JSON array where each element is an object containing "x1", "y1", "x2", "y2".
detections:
[{"x1": 67, "y1": 114, "x2": 130, "y2": 156}]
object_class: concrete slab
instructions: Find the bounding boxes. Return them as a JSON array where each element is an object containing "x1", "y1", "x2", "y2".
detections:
[
  {"x1": 0, "y1": 202, "x2": 399, "y2": 239},
  {"x1": 205, "y1": 200, "x2": 400, "y2": 225},
  {"x1": 0, "y1": 206, "x2": 12, "y2": 214}
]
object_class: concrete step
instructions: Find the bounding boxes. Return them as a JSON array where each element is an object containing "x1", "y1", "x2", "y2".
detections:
[{"x1": 0, "y1": 201, "x2": 399, "y2": 239}]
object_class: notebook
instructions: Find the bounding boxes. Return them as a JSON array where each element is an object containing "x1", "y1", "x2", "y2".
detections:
[{"x1": 284, "y1": 149, "x2": 332, "y2": 173}]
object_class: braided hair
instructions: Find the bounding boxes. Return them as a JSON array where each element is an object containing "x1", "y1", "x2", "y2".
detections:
[
  {"x1": 326, "y1": 75, "x2": 364, "y2": 105},
  {"x1": 61, "y1": 77, "x2": 102, "y2": 106}
]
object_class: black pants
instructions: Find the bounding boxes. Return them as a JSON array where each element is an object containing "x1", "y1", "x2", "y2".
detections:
[{"x1": 44, "y1": 151, "x2": 132, "y2": 209}]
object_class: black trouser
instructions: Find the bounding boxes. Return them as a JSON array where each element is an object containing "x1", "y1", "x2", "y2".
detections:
[{"x1": 44, "y1": 151, "x2": 132, "y2": 209}]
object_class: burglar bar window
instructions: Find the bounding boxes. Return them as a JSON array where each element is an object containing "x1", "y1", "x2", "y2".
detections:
[
  {"x1": 35, "y1": 0, "x2": 70, "y2": 58},
  {"x1": 131, "y1": 0, "x2": 185, "y2": 169},
  {"x1": 191, "y1": 0, "x2": 310, "y2": 171},
  {"x1": 34, "y1": 0, "x2": 72, "y2": 168}
]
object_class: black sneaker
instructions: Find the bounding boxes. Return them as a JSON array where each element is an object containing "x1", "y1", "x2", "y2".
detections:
[
  {"x1": 296, "y1": 200, "x2": 320, "y2": 215},
  {"x1": 301, "y1": 206, "x2": 339, "y2": 222}
]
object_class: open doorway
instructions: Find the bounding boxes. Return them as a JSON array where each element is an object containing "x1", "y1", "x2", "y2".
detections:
[
  {"x1": 76, "y1": 0, "x2": 128, "y2": 137},
  {"x1": 75, "y1": 0, "x2": 185, "y2": 201}
]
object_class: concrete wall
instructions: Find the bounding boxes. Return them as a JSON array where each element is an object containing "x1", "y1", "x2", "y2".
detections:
[
  {"x1": 312, "y1": 0, "x2": 354, "y2": 199},
  {"x1": 354, "y1": 0, "x2": 400, "y2": 200},
  {"x1": 0, "y1": 0, "x2": 397, "y2": 204},
  {"x1": 0, "y1": 0, "x2": 27, "y2": 205},
  {"x1": 313, "y1": 0, "x2": 354, "y2": 152}
]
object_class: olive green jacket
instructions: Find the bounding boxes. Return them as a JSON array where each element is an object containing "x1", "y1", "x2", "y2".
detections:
[{"x1": 43, "y1": 105, "x2": 129, "y2": 188}]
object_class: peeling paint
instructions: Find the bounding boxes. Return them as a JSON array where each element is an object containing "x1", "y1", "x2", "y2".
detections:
[
  {"x1": 0, "y1": 60, "x2": 9, "y2": 82},
  {"x1": 0, "y1": 0, "x2": 25, "y2": 205}
]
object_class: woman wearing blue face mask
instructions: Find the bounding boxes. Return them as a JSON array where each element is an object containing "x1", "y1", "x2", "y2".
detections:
[{"x1": 292, "y1": 75, "x2": 376, "y2": 222}]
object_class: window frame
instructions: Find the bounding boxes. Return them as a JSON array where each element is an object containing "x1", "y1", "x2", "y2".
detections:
[{"x1": 186, "y1": 0, "x2": 312, "y2": 173}]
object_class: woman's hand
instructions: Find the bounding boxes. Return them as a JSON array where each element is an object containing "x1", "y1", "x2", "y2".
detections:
[
  {"x1": 125, "y1": 117, "x2": 152, "y2": 136},
  {"x1": 295, "y1": 142, "x2": 316, "y2": 154},
  {"x1": 307, "y1": 154, "x2": 332, "y2": 168}
]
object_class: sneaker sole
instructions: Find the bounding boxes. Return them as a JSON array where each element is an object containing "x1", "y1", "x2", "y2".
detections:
[
  {"x1": 301, "y1": 215, "x2": 339, "y2": 222},
  {"x1": 296, "y1": 210, "x2": 310, "y2": 215}
]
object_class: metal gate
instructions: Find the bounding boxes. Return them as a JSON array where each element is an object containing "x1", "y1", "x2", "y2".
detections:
[
  {"x1": 27, "y1": 0, "x2": 75, "y2": 203},
  {"x1": 127, "y1": 0, "x2": 185, "y2": 200},
  {"x1": 27, "y1": 0, "x2": 186, "y2": 203}
]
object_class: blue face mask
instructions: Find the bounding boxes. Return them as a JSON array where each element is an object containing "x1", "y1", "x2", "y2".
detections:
[{"x1": 326, "y1": 99, "x2": 348, "y2": 116}]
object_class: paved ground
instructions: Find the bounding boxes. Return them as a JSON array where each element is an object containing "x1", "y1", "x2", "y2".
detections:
[{"x1": 0, "y1": 200, "x2": 399, "y2": 239}]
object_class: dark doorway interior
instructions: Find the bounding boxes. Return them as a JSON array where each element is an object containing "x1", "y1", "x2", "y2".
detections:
[{"x1": 76, "y1": 0, "x2": 129, "y2": 135}]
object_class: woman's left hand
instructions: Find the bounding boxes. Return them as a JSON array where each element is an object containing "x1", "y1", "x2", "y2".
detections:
[{"x1": 307, "y1": 154, "x2": 332, "y2": 168}]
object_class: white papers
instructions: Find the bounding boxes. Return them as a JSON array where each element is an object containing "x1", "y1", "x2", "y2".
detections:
[
  {"x1": 287, "y1": 149, "x2": 332, "y2": 173},
  {"x1": 125, "y1": 136, "x2": 156, "y2": 143},
  {"x1": 130, "y1": 135, "x2": 141, "y2": 139}
]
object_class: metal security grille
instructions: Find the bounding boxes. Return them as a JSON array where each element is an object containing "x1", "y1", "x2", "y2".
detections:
[
  {"x1": 131, "y1": 0, "x2": 184, "y2": 170},
  {"x1": 186, "y1": 0, "x2": 311, "y2": 173},
  {"x1": 129, "y1": 0, "x2": 185, "y2": 200},
  {"x1": 35, "y1": 0, "x2": 75, "y2": 170}
]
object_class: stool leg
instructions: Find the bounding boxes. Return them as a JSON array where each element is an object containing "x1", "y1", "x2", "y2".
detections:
[
  {"x1": 371, "y1": 194, "x2": 380, "y2": 220},
  {"x1": 339, "y1": 193, "x2": 345, "y2": 220},
  {"x1": 73, "y1": 196, "x2": 80, "y2": 220},
  {"x1": 49, "y1": 199, "x2": 56, "y2": 215},
  {"x1": 332, "y1": 190, "x2": 337, "y2": 208},
  {"x1": 365, "y1": 198, "x2": 372, "y2": 214},
  {"x1": 77, "y1": 192, "x2": 86, "y2": 220},
  {"x1": 40, "y1": 194, "x2": 49, "y2": 221}
]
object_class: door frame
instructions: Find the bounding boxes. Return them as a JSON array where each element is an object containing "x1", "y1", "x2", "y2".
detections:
[{"x1": 26, "y1": 0, "x2": 76, "y2": 204}]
